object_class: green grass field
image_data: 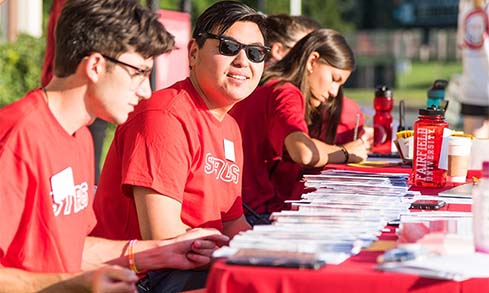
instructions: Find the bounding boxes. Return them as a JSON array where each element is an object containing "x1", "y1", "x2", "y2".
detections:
[
  {"x1": 345, "y1": 61, "x2": 462, "y2": 109},
  {"x1": 99, "y1": 61, "x2": 462, "y2": 171}
]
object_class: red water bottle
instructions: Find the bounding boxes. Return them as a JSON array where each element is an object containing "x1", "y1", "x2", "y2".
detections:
[
  {"x1": 412, "y1": 106, "x2": 449, "y2": 187},
  {"x1": 373, "y1": 85, "x2": 393, "y2": 154}
]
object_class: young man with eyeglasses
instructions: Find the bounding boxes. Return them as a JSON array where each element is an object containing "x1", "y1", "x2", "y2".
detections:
[
  {"x1": 0, "y1": 0, "x2": 229, "y2": 292},
  {"x1": 91, "y1": 1, "x2": 269, "y2": 291}
]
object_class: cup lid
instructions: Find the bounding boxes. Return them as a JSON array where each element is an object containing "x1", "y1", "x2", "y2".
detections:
[{"x1": 449, "y1": 135, "x2": 472, "y2": 143}]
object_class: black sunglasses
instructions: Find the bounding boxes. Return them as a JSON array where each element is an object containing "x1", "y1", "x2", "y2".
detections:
[{"x1": 198, "y1": 32, "x2": 270, "y2": 63}]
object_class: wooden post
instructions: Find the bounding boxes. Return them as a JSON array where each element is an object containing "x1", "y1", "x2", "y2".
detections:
[{"x1": 7, "y1": 0, "x2": 17, "y2": 42}]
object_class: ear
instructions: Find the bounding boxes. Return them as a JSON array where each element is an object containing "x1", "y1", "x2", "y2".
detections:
[
  {"x1": 188, "y1": 39, "x2": 199, "y2": 69},
  {"x1": 83, "y1": 53, "x2": 106, "y2": 83},
  {"x1": 306, "y1": 51, "x2": 320, "y2": 74},
  {"x1": 270, "y1": 42, "x2": 287, "y2": 62}
]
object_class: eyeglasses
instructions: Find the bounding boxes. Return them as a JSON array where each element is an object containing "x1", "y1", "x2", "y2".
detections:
[
  {"x1": 198, "y1": 32, "x2": 270, "y2": 63},
  {"x1": 101, "y1": 54, "x2": 152, "y2": 89}
]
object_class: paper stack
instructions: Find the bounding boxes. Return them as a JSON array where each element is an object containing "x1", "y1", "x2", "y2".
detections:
[
  {"x1": 217, "y1": 170, "x2": 412, "y2": 266},
  {"x1": 376, "y1": 206, "x2": 478, "y2": 280},
  {"x1": 378, "y1": 253, "x2": 489, "y2": 281}
]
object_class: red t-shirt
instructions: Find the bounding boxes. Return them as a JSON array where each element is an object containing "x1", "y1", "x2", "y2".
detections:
[
  {"x1": 230, "y1": 80, "x2": 308, "y2": 214},
  {"x1": 273, "y1": 95, "x2": 366, "y2": 207},
  {"x1": 0, "y1": 89, "x2": 96, "y2": 273},
  {"x1": 314, "y1": 95, "x2": 365, "y2": 145},
  {"x1": 92, "y1": 78, "x2": 244, "y2": 240},
  {"x1": 230, "y1": 81, "x2": 365, "y2": 214}
]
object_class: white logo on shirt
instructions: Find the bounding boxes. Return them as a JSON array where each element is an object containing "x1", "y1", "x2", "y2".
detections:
[
  {"x1": 51, "y1": 182, "x2": 89, "y2": 217},
  {"x1": 204, "y1": 153, "x2": 240, "y2": 184},
  {"x1": 464, "y1": 8, "x2": 488, "y2": 49}
]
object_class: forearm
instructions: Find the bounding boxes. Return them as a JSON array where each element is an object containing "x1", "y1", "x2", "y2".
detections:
[
  {"x1": 285, "y1": 131, "x2": 346, "y2": 167},
  {"x1": 83, "y1": 236, "x2": 186, "y2": 272},
  {"x1": 84, "y1": 229, "x2": 229, "y2": 273},
  {"x1": 0, "y1": 268, "x2": 82, "y2": 293},
  {"x1": 82, "y1": 236, "x2": 128, "y2": 270},
  {"x1": 311, "y1": 138, "x2": 349, "y2": 166},
  {"x1": 83, "y1": 236, "x2": 160, "y2": 271},
  {"x1": 222, "y1": 215, "x2": 251, "y2": 239},
  {"x1": 133, "y1": 186, "x2": 191, "y2": 240},
  {"x1": 144, "y1": 221, "x2": 190, "y2": 240}
]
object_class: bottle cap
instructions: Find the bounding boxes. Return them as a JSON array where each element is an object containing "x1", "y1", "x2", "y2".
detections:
[
  {"x1": 428, "y1": 89, "x2": 445, "y2": 99},
  {"x1": 427, "y1": 80, "x2": 448, "y2": 99},
  {"x1": 375, "y1": 85, "x2": 393, "y2": 98},
  {"x1": 419, "y1": 106, "x2": 445, "y2": 117}
]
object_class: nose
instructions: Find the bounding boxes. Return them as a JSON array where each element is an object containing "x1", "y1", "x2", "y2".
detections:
[
  {"x1": 136, "y1": 78, "x2": 152, "y2": 100},
  {"x1": 328, "y1": 83, "x2": 340, "y2": 98},
  {"x1": 231, "y1": 49, "x2": 249, "y2": 67}
]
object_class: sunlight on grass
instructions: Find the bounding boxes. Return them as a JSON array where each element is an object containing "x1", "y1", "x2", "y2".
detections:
[
  {"x1": 397, "y1": 61, "x2": 462, "y2": 90},
  {"x1": 344, "y1": 61, "x2": 461, "y2": 109}
]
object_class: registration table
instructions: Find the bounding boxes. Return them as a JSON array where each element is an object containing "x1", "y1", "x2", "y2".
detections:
[{"x1": 206, "y1": 164, "x2": 487, "y2": 293}]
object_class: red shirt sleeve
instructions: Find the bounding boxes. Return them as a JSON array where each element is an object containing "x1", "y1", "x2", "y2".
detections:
[
  {"x1": 268, "y1": 83, "x2": 308, "y2": 157},
  {"x1": 0, "y1": 147, "x2": 29, "y2": 263},
  {"x1": 118, "y1": 110, "x2": 191, "y2": 203}
]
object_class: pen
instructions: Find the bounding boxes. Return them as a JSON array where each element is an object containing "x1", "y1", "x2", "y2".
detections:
[
  {"x1": 398, "y1": 100, "x2": 406, "y2": 132},
  {"x1": 353, "y1": 113, "x2": 360, "y2": 141}
]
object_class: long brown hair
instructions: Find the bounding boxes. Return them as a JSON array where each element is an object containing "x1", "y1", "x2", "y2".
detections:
[{"x1": 262, "y1": 29, "x2": 355, "y2": 143}]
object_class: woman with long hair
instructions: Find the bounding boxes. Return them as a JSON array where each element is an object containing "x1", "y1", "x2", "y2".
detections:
[{"x1": 231, "y1": 29, "x2": 369, "y2": 225}]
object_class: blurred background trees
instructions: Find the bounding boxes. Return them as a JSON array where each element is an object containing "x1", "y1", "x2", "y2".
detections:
[{"x1": 0, "y1": 0, "x2": 460, "y2": 107}]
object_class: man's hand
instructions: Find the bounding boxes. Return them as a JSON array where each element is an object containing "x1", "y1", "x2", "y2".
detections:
[
  {"x1": 167, "y1": 228, "x2": 229, "y2": 269},
  {"x1": 133, "y1": 228, "x2": 229, "y2": 271},
  {"x1": 91, "y1": 266, "x2": 138, "y2": 293},
  {"x1": 64, "y1": 266, "x2": 138, "y2": 293}
]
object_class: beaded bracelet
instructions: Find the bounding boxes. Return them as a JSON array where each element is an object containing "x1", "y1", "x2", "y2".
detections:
[
  {"x1": 339, "y1": 145, "x2": 349, "y2": 164},
  {"x1": 128, "y1": 239, "x2": 141, "y2": 273}
]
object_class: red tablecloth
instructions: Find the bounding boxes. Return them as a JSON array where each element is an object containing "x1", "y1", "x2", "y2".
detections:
[
  {"x1": 208, "y1": 256, "x2": 489, "y2": 293},
  {"x1": 206, "y1": 165, "x2": 485, "y2": 293}
]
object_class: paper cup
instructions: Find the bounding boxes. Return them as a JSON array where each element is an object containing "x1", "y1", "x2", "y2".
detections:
[{"x1": 447, "y1": 136, "x2": 472, "y2": 183}]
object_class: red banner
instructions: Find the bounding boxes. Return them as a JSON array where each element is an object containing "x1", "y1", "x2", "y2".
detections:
[{"x1": 155, "y1": 10, "x2": 191, "y2": 91}]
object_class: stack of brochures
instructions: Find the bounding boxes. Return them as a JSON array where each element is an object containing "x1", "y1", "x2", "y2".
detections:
[
  {"x1": 218, "y1": 170, "x2": 412, "y2": 267},
  {"x1": 378, "y1": 253, "x2": 489, "y2": 281},
  {"x1": 376, "y1": 192, "x2": 478, "y2": 280}
]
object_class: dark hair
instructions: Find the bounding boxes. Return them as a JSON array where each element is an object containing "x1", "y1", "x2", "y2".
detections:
[
  {"x1": 308, "y1": 88, "x2": 345, "y2": 144},
  {"x1": 193, "y1": 1, "x2": 267, "y2": 47},
  {"x1": 263, "y1": 29, "x2": 355, "y2": 143},
  {"x1": 265, "y1": 14, "x2": 320, "y2": 52},
  {"x1": 54, "y1": 0, "x2": 175, "y2": 77}
]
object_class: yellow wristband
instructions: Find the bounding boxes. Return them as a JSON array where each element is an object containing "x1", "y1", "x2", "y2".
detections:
[{"x1": 128, "y1": 239, "x2": 141, "y2": 273}]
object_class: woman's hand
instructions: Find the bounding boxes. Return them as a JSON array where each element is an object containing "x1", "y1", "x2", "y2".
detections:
[
  {"x1": 343, "y1": 139, "x2": 368, "y2": 163},
  {"x1": 360, "y1": 126, "x2": 374, "y2": 150}
]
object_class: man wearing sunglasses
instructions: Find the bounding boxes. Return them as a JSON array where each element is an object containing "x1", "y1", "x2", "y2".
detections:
[
  {"x1": 92, "y1": 1, "x2": 269, "y2": 291},
  {"x1": 0, "y1": 0, "x2": 229, "y2": 292}
]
